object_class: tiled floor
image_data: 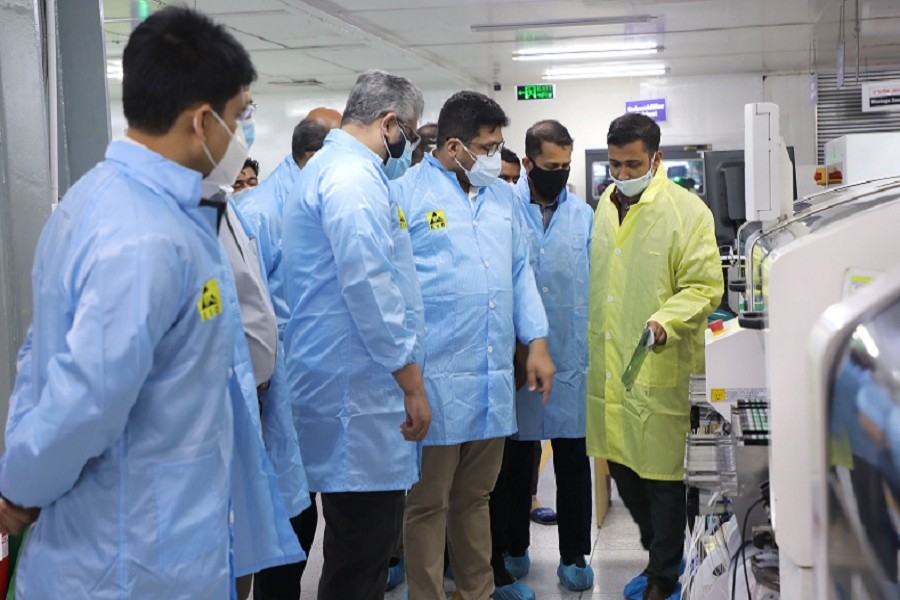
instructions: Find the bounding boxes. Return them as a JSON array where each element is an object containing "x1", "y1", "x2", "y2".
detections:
[{"x1": 296, "y1": 458, "x2": 647, "y2": 599}]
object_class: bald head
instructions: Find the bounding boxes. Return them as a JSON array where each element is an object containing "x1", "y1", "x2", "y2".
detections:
[{"x1": 306, "y1": 107, "x2": 342, "y2": 130}]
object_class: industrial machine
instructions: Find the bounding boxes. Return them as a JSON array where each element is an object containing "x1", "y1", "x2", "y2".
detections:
[
  {"x1": 686, "y1": 102, "x2": 900, "y2": 600},
  {"x1": 809, "y1": 267, "x2": 900, "y2": 600}
]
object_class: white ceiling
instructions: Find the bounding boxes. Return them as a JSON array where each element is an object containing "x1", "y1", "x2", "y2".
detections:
[{"x1": 102, "y1": 0, "x2": 900, "y2": 95}]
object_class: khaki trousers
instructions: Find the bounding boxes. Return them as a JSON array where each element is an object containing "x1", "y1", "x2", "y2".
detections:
[{"x1": 404, "y1": 438, "x2": 505, "y2": 600}]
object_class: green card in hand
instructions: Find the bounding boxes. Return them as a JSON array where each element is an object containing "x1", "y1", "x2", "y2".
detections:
[{"x1": 621, "y1": 326, "x2": 655, "y2": 391}]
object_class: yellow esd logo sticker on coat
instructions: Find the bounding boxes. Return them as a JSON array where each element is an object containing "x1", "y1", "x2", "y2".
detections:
[
  {"x1": 397, "y1": 206, "x2": 408, "y2": 229},
  {"x1": 427, "y1": 210, "x2": 447, "y2": 230},
  {"x1": 198, "y1": 278, "x2": 223, "y2": 321}
]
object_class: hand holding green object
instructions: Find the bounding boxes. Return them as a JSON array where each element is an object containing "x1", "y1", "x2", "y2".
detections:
[{"x1": 621, "y1": 325, "x2": 655, "y2": 391}]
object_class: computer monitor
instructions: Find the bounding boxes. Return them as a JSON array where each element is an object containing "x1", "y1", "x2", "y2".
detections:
[{"x1": 703, "y1": 150, "x2": 746, "y2": 247}]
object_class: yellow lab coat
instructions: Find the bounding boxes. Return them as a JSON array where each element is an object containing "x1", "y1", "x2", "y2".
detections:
[{"x1": 586, "y1": 166, "x2": 723, "y2": 480}]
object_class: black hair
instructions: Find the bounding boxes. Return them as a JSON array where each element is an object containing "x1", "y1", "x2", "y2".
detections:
[
  {"x1": 417, "y1": 123, "x2": 438, "y2": 148},
  {"x1": 525, "y1": 120, "x2": 573, "y2": 160},
  {"x1": 501, "y1": 147, "x2": 520, "y2": 165},
  {"x1": 291, "y1": 119, "x2": 330, "y2": 164},
  {"x1": 606, "y1": 113, "x2": 660, "y2": 155},
  {"x1": 122, "y1": 6, "x2": 256, "y2": 135},
  {"x1": 243, "y1": 157, "x2": 259, "y2": 175},
  {"x1": 436, "y1": 91, "x2": 509, "y2": 150}
]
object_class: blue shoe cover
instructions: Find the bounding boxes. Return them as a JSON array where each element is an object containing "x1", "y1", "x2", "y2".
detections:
[
  {"x1": 557, "y1": 560, "x2": 594, "y2": 591},
  {"x1": 386, "y1": 558, "x2": 405, "y2": 591},
  {"x1": 624, "y1": 572, "x2": 648, "y2": 600},
  {"x1": 504, "y1": 551, "x2": 530, "y2": 580},
  {"x1": 492, "y1": 580, "x2": 536, "y2": 600}
]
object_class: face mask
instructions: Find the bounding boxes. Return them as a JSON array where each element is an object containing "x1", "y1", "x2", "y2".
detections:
[
  {"x1": 383, "y1": 127, "x2": 412, "y2": 180},
  {"x1": 612, "y1": 163, "x2": 655, "y2": 198},
  {"x1": 528, "y1": 164, "x2": 570, "y2": 201},
  {"x1": 456, "y1": 145, "x2": 502, "y2": 188},
  {"x1": 199, "y1": 110, "x2": 249, "y2": 196},
  {"x1": 241, "y1": 118, "x2": 256, "y2": 149}
]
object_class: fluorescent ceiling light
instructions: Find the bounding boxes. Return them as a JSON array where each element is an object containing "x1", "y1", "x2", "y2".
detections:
[
  {"x1": 542, "y1": 62, "x2": 668, "y2": 80},
  {"x1": 471, "y1": 15, "x2": 656, "y2": 32},
  {"x1": 513, "y1": 43, "x2": 660, "y2": 62}
]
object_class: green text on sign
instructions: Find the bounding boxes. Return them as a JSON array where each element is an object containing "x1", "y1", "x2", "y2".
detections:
[{"x1": 516, "y1": 84, "x2": 556, "y2": 101}]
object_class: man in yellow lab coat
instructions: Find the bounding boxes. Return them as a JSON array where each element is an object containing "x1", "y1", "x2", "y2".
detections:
[{"x1": 586, "y1": 113, "x2": 723, "y2": 600}]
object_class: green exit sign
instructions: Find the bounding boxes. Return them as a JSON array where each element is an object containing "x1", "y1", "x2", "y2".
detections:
[{"x1": 516, "y1": 84, "x2": 556, "y2": 101}]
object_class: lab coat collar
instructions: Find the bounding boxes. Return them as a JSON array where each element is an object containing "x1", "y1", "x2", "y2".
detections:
[
  {"x1": 323, "y1": 128, "x2": 386, "y2": 169},
  {"x1": 105, "y1": 140, "x2": 203, "y2": 210}
]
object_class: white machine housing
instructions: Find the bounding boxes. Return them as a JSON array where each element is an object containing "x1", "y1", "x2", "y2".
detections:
[
  {"x1": 744, "y1": 102, "x2": 794, "y2": 223},
  {"x1": 764, "y1": 184, "x2": 900, "y2": 599},
  {"x1": 808, "y1": 266, "x2": 900, "y2": 599},
  {"x1": 824, "y1": 133, "x2": 900, "y2": 188}
]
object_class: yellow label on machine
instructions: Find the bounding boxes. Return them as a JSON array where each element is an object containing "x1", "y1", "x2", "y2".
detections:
[{"x1": 710, "y1": 388, "x2": 727, "y2": 402}]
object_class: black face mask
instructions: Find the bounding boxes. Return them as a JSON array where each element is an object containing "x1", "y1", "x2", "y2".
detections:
[
  {"x1": 528, "y1": 164, "x2": 570, "y2": 201},
  {"x1": 383, "y1": 127, "x2": 407, "y2": 160}
]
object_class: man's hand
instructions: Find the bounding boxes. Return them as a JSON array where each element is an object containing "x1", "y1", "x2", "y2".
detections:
[
  {"x1": 526, "y1": 338, "x2": 555, "y2": 405},
  {"x1": 393, "y1": 363, "x2": 432, "y2": 442},
  {"x1": 647, "y1": 321, "x2": 667, "y2": 346},
  {"x1": 0, "y1": 497, "x2": 39, "y2": 536}
]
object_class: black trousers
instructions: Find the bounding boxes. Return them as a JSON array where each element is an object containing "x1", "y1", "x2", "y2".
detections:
[
  {"x1": 317, "y1": 490, "x2": 406, "y2": 600},
  {"x1": 608, "y1": 461, "x2": 685, "y2": 594},
  {"x1": 253, "y1": 493, "x2": 319, "y2": 600},
  {"x1": 490, "y1": 437, "x2": 592, "y2": 570}
]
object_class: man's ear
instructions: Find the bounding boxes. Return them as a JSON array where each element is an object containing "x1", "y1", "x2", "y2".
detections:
[{"x1": 522, "y1": 157, "x2": 534, "y2": 173}]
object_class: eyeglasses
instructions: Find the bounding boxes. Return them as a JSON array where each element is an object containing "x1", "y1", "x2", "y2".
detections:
[
  {"x1": 239, "y1": 101, "x2": 258, "y2": 121},
  {"x1": 397, "y1": 119, "x2": 422, "y2": 151},
  {"x1": 456, "y1": 139, "x2": 504, "y2": 157}
]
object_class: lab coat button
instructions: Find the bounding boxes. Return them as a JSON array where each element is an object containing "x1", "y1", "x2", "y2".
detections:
[
  {"x1": 540, "y1": 248, "x2": 545, "y2": 255},
  {"x1": 489, "y1": 301, "x2": 496, "y2": 309},
  {"x1": 607, "y1": 295, "x2": 614, "y2": 302},
  {"x1": 488, "y1": 345, "x2": 494, "y2": 353},
  {"x1": 615, "y1": 248, "x2": 622, "y2": 255},
  {"x1": 543, "y1": 286, "x2": 549, "y2": 293},
  {"x1": 606, "y1": 333, "x2": 612, "y2": 340},
  {"x1": 606, "y1": 372, "x2": 612, "y2": 380}
]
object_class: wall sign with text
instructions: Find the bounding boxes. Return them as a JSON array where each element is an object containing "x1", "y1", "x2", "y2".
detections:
[
  {"x1": 625, "y1": 98, "x2": 667, "y2": 122},
  {"x1": 862, "y1": 80, "x2": 900, "y2": 113}
]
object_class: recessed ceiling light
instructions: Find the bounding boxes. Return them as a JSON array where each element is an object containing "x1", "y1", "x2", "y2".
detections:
[{"x1": 471, "y1": 15, "x2": 656, "y2": 32}]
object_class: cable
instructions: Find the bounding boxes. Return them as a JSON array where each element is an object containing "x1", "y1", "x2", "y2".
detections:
[{"x1": 732, "y1": 497, "x2": 765, "y2": 600}]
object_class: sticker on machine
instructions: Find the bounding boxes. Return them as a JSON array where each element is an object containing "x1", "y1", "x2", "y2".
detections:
[
  {"x1": 842, "y1": 268, "x2": 881, "y2": 299},
  {"x1": 198, "y1": 278, "x2": 223, "y2": 322},
  {"x1": 709, "y1": 387, "x2": 768, "y2": 403}
]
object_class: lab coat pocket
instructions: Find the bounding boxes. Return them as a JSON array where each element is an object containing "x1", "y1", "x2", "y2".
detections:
[
  {"x1": 635, "y1": 346, "x2": 678, "y2": 388},
  {"x1": 154, "y1": 451, "x2": 226, "y2": 568}
]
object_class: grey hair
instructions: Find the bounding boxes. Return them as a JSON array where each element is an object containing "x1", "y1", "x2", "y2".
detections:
[{"x1": 342, "y1": 69, "x2": 425, "y2": 126}]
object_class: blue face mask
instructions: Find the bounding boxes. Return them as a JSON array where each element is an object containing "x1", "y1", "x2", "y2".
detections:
[
  {"x1": 241, "y1": 118, "x2": 256, "y2": 149},
  {"x1": 383, "y1": 126, "x2": 412, "y2": 180}
]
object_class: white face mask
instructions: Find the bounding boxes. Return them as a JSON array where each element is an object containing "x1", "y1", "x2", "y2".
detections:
[
  {"x1": 455, "y1": 144, "x2": 502, "y2": 188},
  {"x1": 611, "y1": 162, "x2": 656, "y2": 198},
  {"x1": 199, "y1": 110, "x2": 249, "y2": 197}
]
